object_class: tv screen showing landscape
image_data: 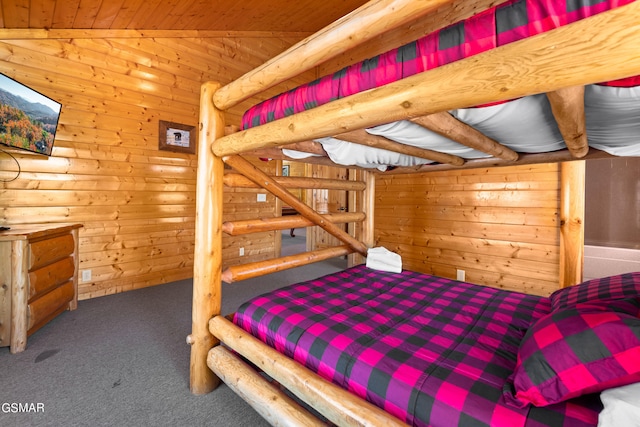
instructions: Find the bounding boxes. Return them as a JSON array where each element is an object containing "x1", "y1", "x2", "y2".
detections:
[{"x1": 0, "y1": 73, "x2": 61, "y2": 156}]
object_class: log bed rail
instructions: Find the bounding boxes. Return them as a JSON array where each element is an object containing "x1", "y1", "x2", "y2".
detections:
[{"x1": 189, "y1": 0, "x2": 640, "y2": 424}]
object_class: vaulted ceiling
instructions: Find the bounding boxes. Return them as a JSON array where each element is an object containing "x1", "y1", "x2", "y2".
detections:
[{"x1": 0, "y1": 0, "x2": 370, "y2": 32}]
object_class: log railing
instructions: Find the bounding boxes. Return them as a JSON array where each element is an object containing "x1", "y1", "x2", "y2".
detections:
[
  {"x1": 223, "y1": 173, "x2": 366, "y2": 191},
  {"x1": 220, "y1": 155, "x2": 370, "y2": 282},
  {"x1": 223, "y1": 212, "x2": 366, "y2": 235},
  {"x1": 222, "y1": 245, "x2": 354, "y2": 283},
  {"x1": 223, "y1": 155, "x2": 369, "y2": 257},
  {"x1": 209, "y1": 316, "x2": 408, "y2": 427},
  {"x1": 212, "y1": 0, "x2": 456, "y2": 110},
  {"x1": 208, "y1": 346, "x2": 329, "y2": 426}
]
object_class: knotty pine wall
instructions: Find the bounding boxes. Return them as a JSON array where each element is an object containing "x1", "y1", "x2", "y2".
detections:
[
  {"x1": 375, "y1": 163, "x2": 562, "y2": 296},
  {"x1": 0, "y1": 31, "x2": 310, "y2": 300}
]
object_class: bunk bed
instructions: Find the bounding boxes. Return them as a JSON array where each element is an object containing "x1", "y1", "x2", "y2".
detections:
[{"x1": 188, "y1": 0, "x2": 640, "y2": 426}]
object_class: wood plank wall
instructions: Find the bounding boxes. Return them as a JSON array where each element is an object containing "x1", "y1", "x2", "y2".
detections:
[
  {"x1": 222, "y1": 173, "x2": 278, "y2": 268},
  {"x1": 0, "y1": 31, "x2": 310, "y2": 300},
  {"x1": 375, "y1": 163, "x2": 561, "y2": 296}
]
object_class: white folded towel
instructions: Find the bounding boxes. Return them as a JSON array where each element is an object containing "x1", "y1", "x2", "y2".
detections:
[{"x1": 366, "y1": 247, "x2": 402, "y2": 273}]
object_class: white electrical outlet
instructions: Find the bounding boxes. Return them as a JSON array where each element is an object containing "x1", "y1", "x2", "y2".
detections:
[
  {"x1": 81, "y1": 269, "x2": 92, "y2": 282},
  {"x1": 257, "y1": 193, "x2": 267, "y2": 202},
  {"x1": 456, "y1": 269, "x2": 465, "y2": 281},
  {"x1": 239, "y1": 247, "x2": 245, "y2": 256}
]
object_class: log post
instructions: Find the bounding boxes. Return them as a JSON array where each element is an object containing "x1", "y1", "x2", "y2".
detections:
[
  {"x1": 68, "y1": 227, "x2": 80, "y2": 311},
  {"x1": 10, "y1": 240, "x2": 28, "y2": 353},
  {"x1": 362, "y1": 171, "x2": 376, "y2": 248},
  {"x1": 559, "y1": 161, "x2": 585, "y2": 288},
  {"x1": 546, "y1": 86, "x2": 588, "y2": 158},
  {"x1": 189, "y1": 81, "x2": 225, "y2": 394},
  {"x1": 350, "y1": 171, "x2": 375, "y2": 267}
]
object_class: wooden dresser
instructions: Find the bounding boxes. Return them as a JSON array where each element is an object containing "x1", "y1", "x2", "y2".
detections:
[{"x1": 0, "y1": 223, "x2": 82, "y2": 353}]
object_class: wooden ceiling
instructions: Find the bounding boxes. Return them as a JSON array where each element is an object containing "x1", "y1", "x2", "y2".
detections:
[{"x1": 0, "y1": 0, "x2": 370, "y2": 32}]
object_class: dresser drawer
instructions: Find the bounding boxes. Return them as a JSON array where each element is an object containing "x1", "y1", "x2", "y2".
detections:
[
  {"x1": 28, "y1": 256, "x2": 75, "y2": 301},
  {"x1": 29, "y1": 233, "x2": 75, "y2": 271},
  {"x1": 28, "y1": 280, "x2": 75, "y2": 333}
]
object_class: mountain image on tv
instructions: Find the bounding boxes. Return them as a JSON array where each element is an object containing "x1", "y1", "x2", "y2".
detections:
[{"x1": 0, "y1": 74, "x2": 61, "y2": 156}]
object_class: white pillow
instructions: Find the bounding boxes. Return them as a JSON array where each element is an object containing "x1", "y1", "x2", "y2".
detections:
[
  {"x1": 598, "y1": 382, "x2": 640, "y2": 427},
  {"x1": 366, "y1": 247, "x2": 402, "y2": 273}
]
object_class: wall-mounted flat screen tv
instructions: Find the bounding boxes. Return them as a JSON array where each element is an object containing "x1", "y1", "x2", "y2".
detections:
[{"x1": 0, "y1": 73, "x2": 61, "y2": 156}]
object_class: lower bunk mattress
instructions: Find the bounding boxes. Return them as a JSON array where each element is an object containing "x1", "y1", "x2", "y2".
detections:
[{"x1": 233, "y1": 265, "x2": 610, "y2": 427}]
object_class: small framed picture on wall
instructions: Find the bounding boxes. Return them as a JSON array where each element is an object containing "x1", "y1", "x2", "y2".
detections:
[{"x1": 159, "y1": 120, "x2": 196, "y2": 154}]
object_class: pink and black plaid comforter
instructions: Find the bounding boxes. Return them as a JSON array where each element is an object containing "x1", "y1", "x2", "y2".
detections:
[
  {"x1": 242, "y1": 0, "x2": 636, "y2": 130},
  {"x1": 233, "y1": 265, "x2": 601, "y2": 427}
]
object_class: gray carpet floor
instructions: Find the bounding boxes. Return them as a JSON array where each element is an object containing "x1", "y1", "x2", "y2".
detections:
[{"x1": 1, "y1": 229, "x2": 346, "y2": 426}]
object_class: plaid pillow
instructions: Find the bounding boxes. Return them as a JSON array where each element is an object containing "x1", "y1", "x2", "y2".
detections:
[
  {"x1": 550, "y1": 273, "x2": 640, "y2": 311},
  {"x1": 507, "y1": 298, "x2": 640, "y2": 407}
]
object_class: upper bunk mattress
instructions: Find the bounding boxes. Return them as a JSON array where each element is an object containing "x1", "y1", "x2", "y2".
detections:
[
  {"x1": 240, "y1": 0, "x2": 639, "y2": 169},
  {"x1": 233, "y1": 265, "x2": 602, "y2": 427}
]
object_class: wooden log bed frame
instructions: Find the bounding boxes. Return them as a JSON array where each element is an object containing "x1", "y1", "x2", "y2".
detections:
[{"x1": 188, "y1": 1, "x2": 640, "y2": 425}]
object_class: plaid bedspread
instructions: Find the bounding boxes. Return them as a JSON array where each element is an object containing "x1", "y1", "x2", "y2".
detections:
[
  {"x1": 233, "y1": 265, "x2": 602, "y2": 427},
  {"x1": 242, "y1": 0, "x2": 636, "y2": 130}
]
